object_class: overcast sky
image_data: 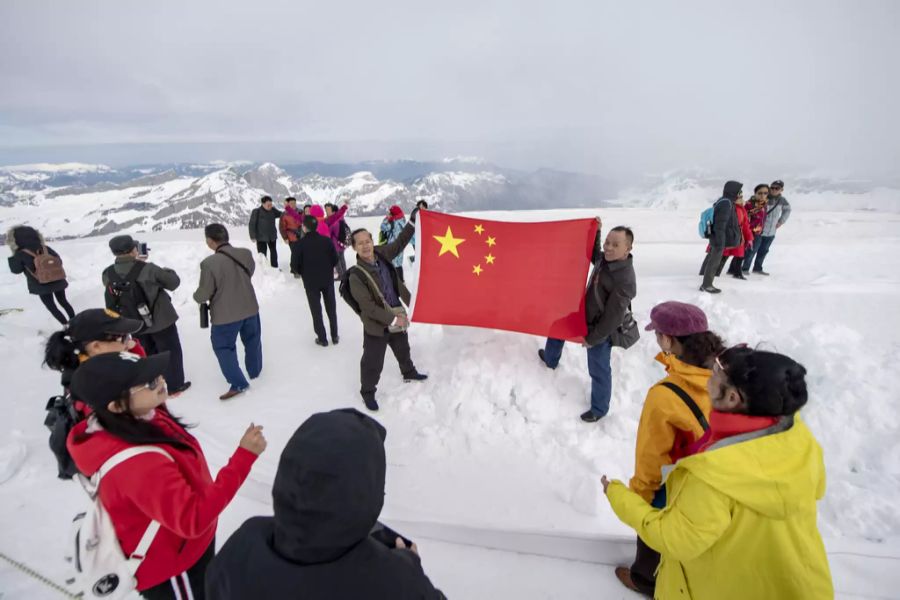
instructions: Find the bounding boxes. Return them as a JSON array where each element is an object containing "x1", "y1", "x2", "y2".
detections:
[{"x1": 1, "y1": 0, "x2": 898, "y2": 176}]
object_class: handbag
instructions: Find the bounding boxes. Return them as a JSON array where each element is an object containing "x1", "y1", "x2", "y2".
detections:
[{"x1": 609, "y1": 305, "x2": 640, "y2": 349}]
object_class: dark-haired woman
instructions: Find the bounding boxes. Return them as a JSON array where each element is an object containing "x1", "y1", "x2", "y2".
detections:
[
  {"x1": 6, "y1": 225, "x2": 75, "y2": 324},
  {"x1": 603, "y1": 347, "x2": 833, "y2": 599},
  {"x1": 67, "y1": 352, "x2": 267, "y2": 599},
  {"x1": 614, "y1": 301, "x2": 723, "y2": 596}
]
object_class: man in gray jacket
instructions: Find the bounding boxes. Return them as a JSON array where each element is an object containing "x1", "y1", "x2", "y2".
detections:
[
  {"x1": 103, "y1": 235, "x2": 190, "y2": 395},
  {"x1": 194, "y1": 224, "x2": 262, "y2": 400},
  {"x1": 745, "y1": 179, "x2": 792, "y2": 276},
  {"x1": 539, "y1": 220, "x2": 637, "y2": 422},
  {"x1": 347, "y1": 207, "x2": 426, "y2": 411},
  {"x1": 249, "y1": 196, "x2": 283, "y2": 268},
  {"x1": 700, "y1": 181, "x2": 743, "y2": 294}
]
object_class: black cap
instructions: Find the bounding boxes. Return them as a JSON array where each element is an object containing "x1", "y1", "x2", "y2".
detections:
[
  {"x1": 70, "y1": 352, "x2": 171, "y2": 411},
  {"x1": 67, "y1": 309, "x2": 143, "y2": 342},
  {"x1": 771, "y1": 180, "x2": 784, "y2": 188},
  {"x1": 109, "y1": 235, "x2": 137, "y2": 255}
]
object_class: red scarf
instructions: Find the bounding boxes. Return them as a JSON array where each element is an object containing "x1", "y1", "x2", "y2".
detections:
[{"x1": 687, "y1": 410, "x2": 779, "y2": 455}]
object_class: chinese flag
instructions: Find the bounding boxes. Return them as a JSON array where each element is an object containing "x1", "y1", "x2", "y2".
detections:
[{"x1": 410, "y1": 211, "x2": 598, "y2": 341}]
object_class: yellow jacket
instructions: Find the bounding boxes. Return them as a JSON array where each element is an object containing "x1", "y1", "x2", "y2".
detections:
[
  {"x1": 629, "y1": 353, "x2": 712, "y2": 502},
  {"x1": 608, "y1": 417, "x2": 833, "y2": 600}
]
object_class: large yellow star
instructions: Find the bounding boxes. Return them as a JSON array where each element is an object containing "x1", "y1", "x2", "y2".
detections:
[
  {"x1": 485, "y1": 253, "x2": 495, "y2": 265},
  {"x1": 472, "y1": 264, "x2": 483, "y2": 276},
  {"x1": 433, "y1": 226, "x2": 466, "y2": 258},
  {"x1": 486, "y1": 236, "x2": 497, "y2": 247},
  {"x1": 474, "y1": 224, "x2": 485, "y2": 235}
]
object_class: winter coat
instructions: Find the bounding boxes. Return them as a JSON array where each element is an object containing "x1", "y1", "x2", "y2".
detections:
[
  {"x1": 607, "y1": 416, "x2": 833, "y2": 600},
  {"x1": 584, "y1": 234, "x2": 637, "y2": 347},
  {"x1": 747, "y1": 201, "x2": 767, "y2": 236},
  {"x1": 66, "y1": 408, "x2": 257, "y2": 591},
  {"x1": 193, "y1": 244, "x2": 259, "y2": 326},
  {"x1": 7, "y1": 228, "x2": 68, "y2": 294},
  {"x1": 326, "y1": 205, "x2": 350, "y2": 252},
  {"x1": 308, "y1": 205, "x2": 331, "y2": 237},
  {"x1": 280, "y1": 207, "x2": 303, "y2": 243},
  {"x1": 710, "y1": 197, "x2": 741, "y2": 248},
  {"x1": 379, "y1": 217, "x2": 408, "y2": 268},
  {"x1": 206, "y1": 409, "x2": 445, "y2": 600},
  {"x1": 721, "y1": 204, "x2": 754, "y2": 258},
  {"x1": 629, "y1": 353, "x2": 712, "y2": 503},
  {"x1": 762, "y1": 194, "x2": 792, "y2": 237},
  {"x1": 294, "y1": 231, "x2": 338, "y2": 290},
  {"x1": 350, "y1": 223, "x2": 415, "y2": 337},
  {"x1": 249, "y1": 207, "x2": 283, "y2": 242},
  {"x1": 102, "y1": 256, "x2": 180, "y2": 334}
]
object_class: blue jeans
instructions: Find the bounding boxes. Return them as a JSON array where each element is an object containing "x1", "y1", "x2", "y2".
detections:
[
  {"x1": 744, "y1": 235, "x2": 775, "y2": 271},
  {"x1": 542, "y1": 337, "x2": 613, "y2": 416},
  {"x1": 210, "y1": 314, "x2": 262, "y2": 391}
]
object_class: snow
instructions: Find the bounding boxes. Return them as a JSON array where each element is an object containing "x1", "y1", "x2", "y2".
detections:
[{"x1": 1, "y1": 207, "x2": 899, "y2": 598}]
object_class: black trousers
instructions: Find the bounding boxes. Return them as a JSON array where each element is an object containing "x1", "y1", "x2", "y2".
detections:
[
  {"x1": 289, "y1": 241, "x2": 301, "y2": 274},
  {"x1": 629, "y1": 535, "x2": 660, "y2": 596},
  {"x1": 140, "y1": 540, "x2": 214, "y2": 599},
  {"x1": 361, "y1": 330, "x2": 416, "y2": 396},
  {"x1": 38, "y1": 290, "x2": 75, "y2": 325},
  {"x1": 138, "y1": 323, "x2": 186, "y2": 390},
  {"x1": 700, "y1": 245, "x2": 725, "y2": 288},
  {"x1": 305, "y1": 283, "x2": 338, "y2": 342},
  {"x1": 256, "y1": 240, "x2": 278, "y2": 268}
]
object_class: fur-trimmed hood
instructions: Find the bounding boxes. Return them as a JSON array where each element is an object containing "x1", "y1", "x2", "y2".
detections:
[{"x1": 6, "y1": 225, "x2": 46, "y2": 253}]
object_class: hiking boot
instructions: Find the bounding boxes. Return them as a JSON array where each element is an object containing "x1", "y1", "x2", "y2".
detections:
[
  {"x1": 315, "y1": 338, "x2": 329, "y2": 347},
  {"x1": 753, "y1": 269, "x2": 770, "y2": 276},
  {"x1": 614, "y1": 567, "x2": 649, "y2": 596},
  {"x1": 332, "y1": 335, "x2": 340, "y2": 345},
  {"x1": 580, "y1": 410, "x2": 602, "y2": 423},
  {"x1": 699, "y1": 285, "x2": 722, "y2": 294},
  {"x1": 731, "y1": 272, "x2": 747, "y2": 280},
  {"x1": 404, "y1": 372, "x2": 428, "y2": 382},
  {"x1": 219, "y1": 387, "x2": 246, "y2": 401},
  {"x1": 538, "y1": 349, "x2": 557, "y2": 369},
  {"x1": 362, "y1": 393, "x2": 379, "y2": 411},
  {"x1": 169, "y1": 381, "x2": 192, "y2": 398}
]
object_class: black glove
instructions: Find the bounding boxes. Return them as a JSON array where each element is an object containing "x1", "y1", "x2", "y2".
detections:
[{"x1": 409, "y1": 207, "x2": 420, "y2": 223}]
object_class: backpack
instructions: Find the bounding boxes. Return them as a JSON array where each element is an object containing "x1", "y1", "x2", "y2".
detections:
[
  {"x1": 44, "y1": 393, "x2": 82, "y2": 479},
  {"x1": 22, "y1": 246, "x2": 67, "y2": 283},
  {"x1": 68, "y1": 445, "x2": 173, "y2": 599},
  {"x1": 698, "y1": 198, "x2": 728, "y2": 239},
  {"x1": 103, "y1": 262, "x2": 153, "y2": 326},
  {"x1": 339, "y1": 267, "x2": 363, "y2": 315},
  {"x1": 338, "y1": 220, "x2": 352, "y2": 246}
]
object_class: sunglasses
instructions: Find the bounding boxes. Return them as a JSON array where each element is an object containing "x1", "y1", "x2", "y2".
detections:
[
  {"x1": 770, "y1": 186, "x2": 782, "y2": 191},
  {"x1": 132, "y1": 375, "x2": 164, "y2": 393}
]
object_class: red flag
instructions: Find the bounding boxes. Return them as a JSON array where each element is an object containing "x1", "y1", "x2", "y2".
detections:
[{"x1": 410, "y1": 211, "x2": 598, "y2": 340}]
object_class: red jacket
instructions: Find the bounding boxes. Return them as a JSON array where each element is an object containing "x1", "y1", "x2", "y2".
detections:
[
  {"x1": 722, "y1": 204, "x2": 754, "y2": 258},
  {"x1": 686, "y1": 410, "x2": 779, "y2": 455},
  {"x1": 67, "y1": 408, "x2": 256, "y2": 590}
]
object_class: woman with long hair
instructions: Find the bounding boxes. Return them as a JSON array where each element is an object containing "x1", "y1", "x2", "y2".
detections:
[
  {"x1": 67, "y1": 352, "x2": 267, "y2": 599},
  {"x1": 6, "y1": 225, "x2": 75, "y2": 324}
]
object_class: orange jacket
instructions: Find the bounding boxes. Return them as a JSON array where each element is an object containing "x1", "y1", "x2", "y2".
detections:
[
  {"x1": 628, "y1": 353, "x2": 712, "y2": 502},
  {"x1": 280, "y1": 211, "x2": 302, "y2": 243}
]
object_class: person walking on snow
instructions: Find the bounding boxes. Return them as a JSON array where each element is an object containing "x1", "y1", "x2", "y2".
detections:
[
  {"x1": 745, "y1": 179, "x2": 791, "y2": 276},
  {"x1": 379, "y1": 205, "x2": 408, "y2": 281},
  {"x1": 6, "y1": 225, "x2": 75, "y2": 325},
  {"x1": 324, "y1": 202, "x2": 351, "y2": 278},
  {"x1": 294, "y1": 215, "x2": 340, "y2": 347},
  {"x1": 66, "y1": 351, "x2": 267, "y2": 600},
  {"x1": 538, "y1": 219, "x2": 637, "y2": 423},
  {"x1": 613, "y1": 301, "x2": 724, "y2": 597},
  {"x1": 722, "y1": 191, "x2": 754, "y2": 279},
  {"x1": 602, "y1": 347, "x2": 833, "y2": 600},
  {"x1": 699, "y1": 181, "x2": 742, "y2": 294},
  {"x1": 193, "y1": 224, "x2": 262, "y2": 401},
  {"x1": 347, "y1": 207, "x2": 427, "y2": 411},
  {"x1": 280, "y1": 197, "x2": 304, "y2": 277},
  {"x1": 249, "y1": 196, "x2": 282, "y2": 268}
]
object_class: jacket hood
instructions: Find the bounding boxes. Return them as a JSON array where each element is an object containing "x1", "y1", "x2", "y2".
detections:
[
  {"x1": 723, "y1": 180, "x2": 743, "y2": 200},
  {"x1": 6, "y1": 225, "x2": 44, "y2": 253},
  {"x1": 273, "y1": 409, "x2": 387, "y2": 564},
  {"x1": 677, "y1": 416, "x2": 824, "y2": 519},
  {"x1": 655, "y1": 352, "x2": 711, "y2": 398},
  {"x1": 308, "y1": 205, "x2": 325, "y2": 219},
  {"x1": 388, "y1": 205, "x2": 404, "y2": 221}
]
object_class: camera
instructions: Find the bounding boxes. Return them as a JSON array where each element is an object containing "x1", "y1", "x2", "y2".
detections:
[{"x1": 137, "y1": 241, "x2": 150, "y2": 255}]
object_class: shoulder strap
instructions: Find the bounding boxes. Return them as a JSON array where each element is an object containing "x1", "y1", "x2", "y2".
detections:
[
  {"x1": 351, "y1": 265, "x2": 390, "y2": 308},
  {"x1": 97, "y1": 445, "x2": 173, "y2": 480},
  {"x1": 217, "y1": 246, "x2": 252, "y2": 278},
  {"x1": 658, "y1": 382, "x2": 709, "y2": 432}
]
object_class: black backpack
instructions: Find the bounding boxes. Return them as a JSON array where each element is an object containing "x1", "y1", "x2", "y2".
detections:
[
  {"x1": 339, "y1": 267, "x2": 363, "y2": 315},
  {"x1": 103, "y1": 262, "x2": 152, "y2": 322},
  {"x1": 338, "y1": 220, "x2": 352, "y2": 246},
  {"x1": 44, "y1": 394, "x2": 82, "y2": 479}
]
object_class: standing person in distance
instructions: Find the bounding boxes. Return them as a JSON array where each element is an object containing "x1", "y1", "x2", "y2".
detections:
[
  {"x1": 6, "y1": 225, "x2": 75, "y2": 325},
  {"x1": 103, "y1": 235, "x2": 190, "y2": 396},
  {"x1": 741, "y1": 184, "x2": 770, "y2": 275},
  {"x1": 699, "y1": 181, "x2": 742, "y2": 294},
  {"x1": 379, "y1": 205, "x2": 408, "y2": 281},
  {"x1": 347, "y1": 207, "x2": 427, "y2": 411},
  {"x1": 749, "y1": 179, "x2": 792, "y2": 276},
  {"x1": 193, "y1": 224, "x2": 262, "y2": 401},
  {"x1": 294, "y1": 215, "x2": 340, "y2": 347},
  {"x1": 324, "y1": 202, "x2": 351, "y2": 278},
  {"x1": 280, "y1": 197, "x2": 304, "y2": 278},
  {"x1": 538, "y1": 219, "x2": 637, "y2": 423},
  {"x1": 248, "y1": 196, "x2": 282, "y2": 268},
  {"x1": 722, "y1": 190, "x2": 754, "y2": 279},
  {"x1": 67, "y1": 351, "x2": 267, "y2": 600}
]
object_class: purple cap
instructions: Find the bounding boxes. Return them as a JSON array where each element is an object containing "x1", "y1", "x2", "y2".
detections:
[{"x1": 644, "y1": 301, "x2": 709, "y2": 336}]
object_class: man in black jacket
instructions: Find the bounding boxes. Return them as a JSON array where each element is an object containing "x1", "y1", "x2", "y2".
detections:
[
  {"x1": 539, "y1": 220, "x2": 636, "y2": 422},
  {"x1": 249, "y1": 195, "x2": 283, "y2": 268},
  {"x1": 700, "y1": 181, "x2": 743, "y2": 294},
  {"x1": 102, "y1": 235, "x2": 190, "y2": 395},
  {"x1": 206, "y1": 409, "x2": 446, "y2": 600},
  {"x1": 294, "y1": 215, "x2": 339, "y2": 346}
]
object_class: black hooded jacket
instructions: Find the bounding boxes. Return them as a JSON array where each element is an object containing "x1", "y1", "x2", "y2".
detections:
[
  {"x1": 710, "y1": 180, "x2": 742, "y2": 248},
  {"x1": 206, "y1": 409, "x2": 445, "y2": 600}
]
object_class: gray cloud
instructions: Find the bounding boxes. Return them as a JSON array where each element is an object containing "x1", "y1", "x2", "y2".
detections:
[{"x1": 1, "y1": 0, "x2": 898, "y2": 176}]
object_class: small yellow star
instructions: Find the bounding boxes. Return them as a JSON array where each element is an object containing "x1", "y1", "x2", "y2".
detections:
[
  {"x1": 486, "y1": 236, "x2": 497, "y2": 247},
  {"x1": 474, "y1": 224, "x2": 485, "y2": 235},
  {"x1": 433, "y1": 226, "x2": 466, "y2": 258},
  {"x1": 472, "y1": 264, "x2": 483, "y2": 276},
  {"x1": 485, "y1": 254, "x2": 495, "y2": 265}
]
